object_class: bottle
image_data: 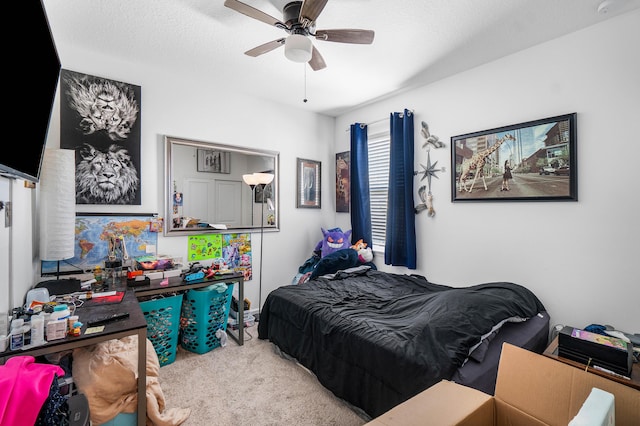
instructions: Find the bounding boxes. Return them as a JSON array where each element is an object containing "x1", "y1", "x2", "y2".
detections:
[
  {"x1": 49, "y1": 304, "x2": 71, "y2": 322},
  {"x1": 22, "y1": 318, "x2": 31, "y2": 347},
  {"x1": 94, "y1": 266, "x2": 103, "y2": 290},
  {"x1": 47, "y1": 304, "x2": 71, "y2": 339},
  {"x1": 31, "y1": 314, "x2": 46, "y2": 345},
  {"x1": 10, "y1": 319, "x2": 25, "y2": 350}
]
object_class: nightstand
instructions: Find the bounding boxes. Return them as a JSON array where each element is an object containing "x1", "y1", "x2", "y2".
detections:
[{"x1": 543, "y1": 336, "x2": 640, "y2": 390}]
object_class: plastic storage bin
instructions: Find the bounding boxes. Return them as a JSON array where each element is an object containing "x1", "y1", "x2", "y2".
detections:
[
  {"x1": 139, "y1": 293, "x2": 183, "y2": 366},
  {"x1": 98, "y1": 412, "x2": 136, "y2": 426},
  {"x1": 180, "y1": 283, "x2": 233, "y2": 354}
]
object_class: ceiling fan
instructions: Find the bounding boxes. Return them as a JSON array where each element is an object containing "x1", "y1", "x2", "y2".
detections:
[{"x1": 224, "y1": 0, "x2": 375, "y2": 70}]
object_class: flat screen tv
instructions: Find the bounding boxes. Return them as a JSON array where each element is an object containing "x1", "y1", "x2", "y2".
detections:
[{"x1": 0, "y1": 0, "x2": 61, "y2": 183}]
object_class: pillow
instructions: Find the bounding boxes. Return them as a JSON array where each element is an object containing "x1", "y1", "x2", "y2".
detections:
[
  {"x1": 467, "y1": 329, "x2": 498, "y2": 363},
  {"x1": 309, "y1": 248, "x2": 360, "y2": 279},
  {"x1": 466, "y1": 316, "x2": 528, "y2": 363}
]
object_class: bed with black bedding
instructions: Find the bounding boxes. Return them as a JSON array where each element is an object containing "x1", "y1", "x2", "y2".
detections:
[{"x1": 257, "y1": 267, "x2": 549, "y2": 419}]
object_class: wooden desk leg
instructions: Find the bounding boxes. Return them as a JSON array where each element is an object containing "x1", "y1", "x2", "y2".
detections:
[{"x1": 137, "y1": 327, "x2": 147, "y2": 426}]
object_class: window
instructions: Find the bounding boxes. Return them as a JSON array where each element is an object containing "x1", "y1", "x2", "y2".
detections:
[{"x1": 368, "y1": 130, "x2": 390, "y2": 249}]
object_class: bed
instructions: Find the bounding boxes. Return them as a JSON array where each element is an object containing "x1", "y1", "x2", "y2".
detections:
[{"x1": 257, "y1": 265, "x2": 549, "y2": 419}]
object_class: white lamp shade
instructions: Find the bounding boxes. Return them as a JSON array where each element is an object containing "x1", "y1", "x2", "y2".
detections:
[
  {"x1": 254, "y1": 172, "x2": 274, "y2": 185},
  {"x1": 39, "y1": 149, "x2": 76, "y2": 261},
  {"x1": 284, "y1": 34, "x2": 312, "y2": 63},
  {"x1": 243, "y1": 173, "x2": 260, "y2": 186}
]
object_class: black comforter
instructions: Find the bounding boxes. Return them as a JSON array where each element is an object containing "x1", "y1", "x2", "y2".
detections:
[{"x1": 258, "y1": 268, "x2": 546, "y2": 418}]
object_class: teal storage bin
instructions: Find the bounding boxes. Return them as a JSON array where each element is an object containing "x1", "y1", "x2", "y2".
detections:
[
  {"x1": 139, "y1": 293, "x2": 183, "y2": 366},
  {"x1": 98, "y1": 412, "x2": 136, "y2": 426},
  {"x1": 180, "y1": 283, "x2": 233, "y2": 354}
]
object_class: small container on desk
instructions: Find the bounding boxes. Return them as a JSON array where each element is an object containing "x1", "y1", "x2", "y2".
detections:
[{"x1": 180, "y1": 282, "x2": 233, "y2": 354}]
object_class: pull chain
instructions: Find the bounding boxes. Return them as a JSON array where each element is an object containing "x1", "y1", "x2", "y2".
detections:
[{"x1": 303, "y1": 64, "x2": 308, "y2": 103}]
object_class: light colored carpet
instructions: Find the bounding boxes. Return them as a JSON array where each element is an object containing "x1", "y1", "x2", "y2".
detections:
[{"x1": 158, "y1": 325, "x2": 369, "y2": 426}]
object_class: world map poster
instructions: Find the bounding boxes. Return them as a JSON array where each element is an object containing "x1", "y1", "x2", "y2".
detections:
[{"x1": 41, "y1": 214, "x2": 158, "y2": 275}]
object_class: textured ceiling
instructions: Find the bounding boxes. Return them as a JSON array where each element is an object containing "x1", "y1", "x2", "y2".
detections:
[{"x1": 44, "y1": 0, "x2": 640, "y2": 117}]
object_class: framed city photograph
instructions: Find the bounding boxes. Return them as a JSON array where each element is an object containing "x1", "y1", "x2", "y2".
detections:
[
  {"x1": 197, "y1": 149, "x2": 230, "y2": 173},
  {"x1": 451, "y1": 113, "x2": 577, "y2": 202},
  {"x1": 297, "y1": 158, "x2": 321, "y2": 208}
]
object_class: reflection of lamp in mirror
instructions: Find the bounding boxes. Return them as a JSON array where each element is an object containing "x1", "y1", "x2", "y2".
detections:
[
  {"x1": 242, "y1": 172, "x2": 274, "y2": 315},
  {"x1": 242, "y1": 173, "x2": 259, "y2": 226},
  {"x1": 39, "y1": 149, "x2": 76, "y2": 280}
]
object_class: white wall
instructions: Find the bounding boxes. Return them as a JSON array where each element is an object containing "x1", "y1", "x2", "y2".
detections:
[{"x1": 334, "y1": 10, "x2": 640, "y2": 333}]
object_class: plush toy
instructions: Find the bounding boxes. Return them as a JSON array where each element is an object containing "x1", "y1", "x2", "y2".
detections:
[
  {"x1": 314, "y1": 227, "x2": 352, "y2": 258},
  {"x1": 351, "y1": 239, "x2": 373, "y2": 263}
]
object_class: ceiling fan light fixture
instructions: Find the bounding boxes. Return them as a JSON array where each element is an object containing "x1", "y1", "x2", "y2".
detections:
[{"x1": 284, "y1": 34, "x2": 312, "y2": 63}]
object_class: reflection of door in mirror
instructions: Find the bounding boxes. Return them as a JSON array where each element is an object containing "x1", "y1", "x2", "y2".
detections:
[
  {"x1": 165, "y1": 136, "x2": 279, "y2": 235},
  {"x1": 182, "y1": 179, "x2": 242, "y2": 228},
  {"x1": 214, "y1": 180, "x2": 242, "y2": 226}
]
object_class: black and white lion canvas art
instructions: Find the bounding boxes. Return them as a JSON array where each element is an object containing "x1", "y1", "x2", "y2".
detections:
[{"x1": 60, "y1": 69, "x2": 142, "y2": 205}]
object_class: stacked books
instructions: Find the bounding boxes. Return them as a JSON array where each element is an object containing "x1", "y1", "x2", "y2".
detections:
[{"x1": 558, "y1": 326, "x2": 633, "y2": 377}]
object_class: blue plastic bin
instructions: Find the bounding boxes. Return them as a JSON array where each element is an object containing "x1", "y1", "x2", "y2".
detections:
[
  {"x1": 180, "y1": 283, "x2": 233, "y2": 354},
  {"x1": 98, "y1": 412, "x2": 136, "y2": 426},
  {"x1": 139, "y1": 293, "x2": 183, "y2": 366}
]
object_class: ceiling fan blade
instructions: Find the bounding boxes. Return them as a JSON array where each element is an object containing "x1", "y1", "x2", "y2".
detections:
[
  {"x1": 309, "y1": 45, "x2": 327, "y2": 71},
  {"x1": 245, "y1": 38, "x2": 286, "y2": 57},
  {"x1": 224, "y1": 0, "x2": 286, "y2": 28},
  {"x1": 299, "y1": 0, "x2": 328, "y2": 27},
  {"x1": 315, "y1": 29, "x2": 375, "y2": 44}
]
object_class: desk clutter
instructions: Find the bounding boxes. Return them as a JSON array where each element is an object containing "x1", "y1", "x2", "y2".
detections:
[
  {"x1": 558, "y1": 325, "x2": 636, "y2": 378},
  {"x1": 2, "y1": 295, "x2": 83, "y2": 352}
]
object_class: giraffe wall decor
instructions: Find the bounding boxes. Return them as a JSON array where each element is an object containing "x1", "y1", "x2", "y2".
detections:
[
  {"x1": 451, "y1": 113, "x2": 577, "y2": 202},
  {"x1": 458, "y1": 134, "x2": 515, "y2": 193}
]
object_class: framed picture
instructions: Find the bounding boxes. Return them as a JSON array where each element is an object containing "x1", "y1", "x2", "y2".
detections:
[
  {"x1": 297, "y1": 158, "x2": 321, "y2": 208},
  {"x1": 60, "y1": 69, "x2": 142, "y2": 205},
  {"x1": 336, "y1": 151, "x2": 350, "y2": 212},
  {"x1": 451, "y1": 113, "x2": 577, "y2": 202},
  {"x1": 255, "y1": 183, "x2": 273, "y2": 203},
  {"x1": 254, "y1": 169, "x2": 274, "y2": 203},
  {"x1": 197, "y1": 149, "x2": 231, "y2": 173}
]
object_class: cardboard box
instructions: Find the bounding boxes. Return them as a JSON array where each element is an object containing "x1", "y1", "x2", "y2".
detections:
[{"x1": 366, "y1": 343, "x2": 639, "y2": 426}]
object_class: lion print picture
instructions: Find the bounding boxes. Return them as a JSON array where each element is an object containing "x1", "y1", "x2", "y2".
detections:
[{"x1": 60, "y1": 69, "x2": 141, "y2": 205}]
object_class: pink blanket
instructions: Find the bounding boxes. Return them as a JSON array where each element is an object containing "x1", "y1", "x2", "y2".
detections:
[{"x1": 0, "y1": 356, "x2": 65, "y2": 426}]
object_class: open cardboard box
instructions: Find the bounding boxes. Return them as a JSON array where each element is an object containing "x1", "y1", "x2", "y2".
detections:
[{"x1": 367, "y1": 343, "x2": 639, "y2": 425}]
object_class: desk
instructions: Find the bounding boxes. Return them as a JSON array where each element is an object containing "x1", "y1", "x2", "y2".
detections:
[
  {"x1": 132, "y1": 272, "x2": 245, "y2": 345},
  {"x1": 0, "y1": 290, "x2": 148, "y2": 426},
  {"x1": 543, "y1": 336, "x2": 640, "y2": 390}
]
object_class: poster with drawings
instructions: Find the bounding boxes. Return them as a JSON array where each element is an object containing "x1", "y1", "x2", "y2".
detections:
[{"x1": 187, "y1": 233, "x2": 252, "y2": 280}]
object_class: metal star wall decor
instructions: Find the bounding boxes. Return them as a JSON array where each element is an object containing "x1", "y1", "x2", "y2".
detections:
[
  {"x1": 416, "y1": 152, "x2": 445, "y2": 189},
  {"x1": 414, "y1": 151, "x2": 446, "y2": 216}
]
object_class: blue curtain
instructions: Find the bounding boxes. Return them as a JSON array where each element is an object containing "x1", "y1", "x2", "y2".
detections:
[
  {"x1": 350, "y1": 123, "x2": 373, "y2": 248},
  {"x1": 385, "y1": 109, "x2": 417, "y2": 269}
]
